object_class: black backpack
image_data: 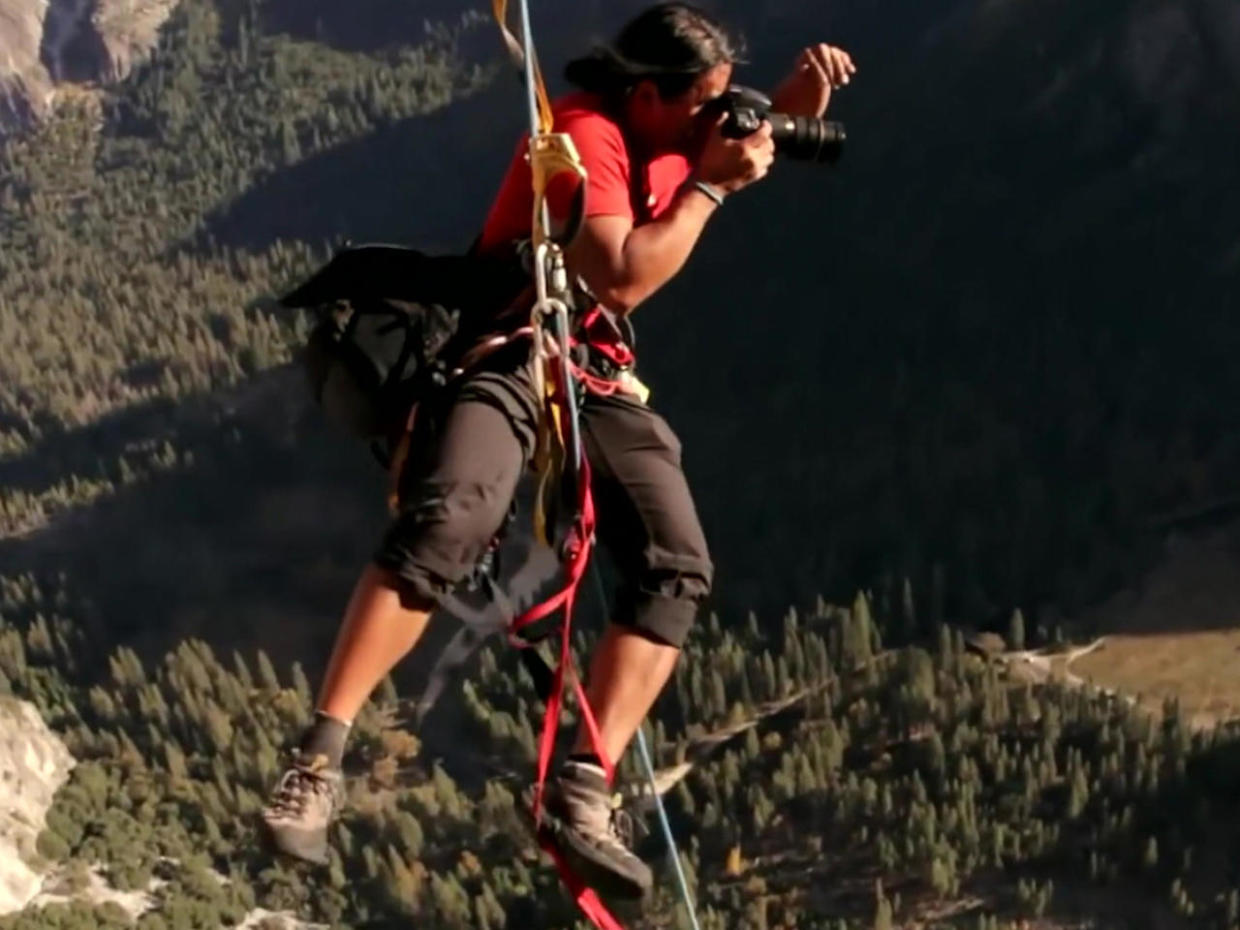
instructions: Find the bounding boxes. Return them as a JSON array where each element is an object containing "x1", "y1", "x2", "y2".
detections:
[{"x1": 278, "y1": 242, "x2": 532, "y2": 444}]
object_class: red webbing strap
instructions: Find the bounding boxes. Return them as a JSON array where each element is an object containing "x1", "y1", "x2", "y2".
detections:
[
  {"x1": 569, "y1": 362, "x2": 626, "y2": 397},
  {"x1": 506, "y1": 348, "x2": 629, "y2": 930},
  {"x1": 510, "y1": 357, "x2": 616, "y2": 802},
  {"x1": 579, "y1": 307, "x2": 635, "y2": 369},
  {"x1": 541, "y1": 837, "x2": 629, "y2": 930},
  {"x1": 567, "y1": 308, "x2": 636, "y2": 398},
  {"x1": 515, "y1": 517, "x2": 627, "y2": 930}
]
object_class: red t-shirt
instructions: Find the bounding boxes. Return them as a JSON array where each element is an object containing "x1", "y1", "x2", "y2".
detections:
[{"x1": 477, "y1": 92, "x2": 692, "y2": 253}]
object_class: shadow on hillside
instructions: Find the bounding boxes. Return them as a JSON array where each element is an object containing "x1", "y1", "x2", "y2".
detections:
[
  {"x1": 0, "y1": 367, "x2": 378, "y2": 672},
  {"x1": 254, "y1": 0, "x2": 624, "y2": 56},
  {"x1": 198, "y1": 82, "x2": 528, "y2": 257},
  {"x1": 0, "y1": 367, "x2": 293, "y2": 497},
  {"x1": 0, "y1": 366, "x2": 560, "y2": 716},
  {"x1": 258, "y1": 0, "x2": 490, "y2": 52}
]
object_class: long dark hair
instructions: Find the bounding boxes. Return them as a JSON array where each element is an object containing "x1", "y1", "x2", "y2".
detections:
[{"x1": 564, "y1": 3, "x2": 742, "y2": 101}]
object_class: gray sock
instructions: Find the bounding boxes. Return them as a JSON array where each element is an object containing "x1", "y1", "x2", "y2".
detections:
[
  {"x1": 563, "y1": 757, "x2": 608, "y2": 786},
  {"x1": 298, "y1": 711, "x2": 352, "y2": 769}
]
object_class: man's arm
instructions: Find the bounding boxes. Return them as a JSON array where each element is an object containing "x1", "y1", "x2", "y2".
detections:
[
  {"x1": 769, "y1": 44, "x2": 857, "y2": 118},
  {"x1": 567, "y1": 188, "x2": 720, "y2": 315},
  {"x1": 567, "y1": 119, "x2": 775, "y2": 317}
]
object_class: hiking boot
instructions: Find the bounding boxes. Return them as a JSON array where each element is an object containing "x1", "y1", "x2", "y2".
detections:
[
  {"x1": 259, "y1": 750, "x2": 344, "y2": 865},
  {"x1": 528, "y1": 760, "x2": 653, "y2": 900}
]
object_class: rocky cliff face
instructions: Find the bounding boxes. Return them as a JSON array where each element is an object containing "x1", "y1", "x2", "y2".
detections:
[
  {"x1": 0, "y1": 0, "x2": 179, "y2": 135},
  {"x1": 0, "y1": 0, "x2": 53, "y2": 128},
  {"x1": 0, "y1": 697, "x2": 76, "y2": 916},
  {"x1": 83, "y1": 0, "x2": 181, "y2": 82}
]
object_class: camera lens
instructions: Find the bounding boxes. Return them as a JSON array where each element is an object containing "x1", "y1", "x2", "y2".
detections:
[{"x1": 769, "y1": 115, "x2": 846, "y2": 164}]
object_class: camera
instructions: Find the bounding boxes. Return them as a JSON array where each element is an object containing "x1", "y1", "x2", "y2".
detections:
[{"x1": 710, "y1": 85, "x2": 845, "y2": 164}]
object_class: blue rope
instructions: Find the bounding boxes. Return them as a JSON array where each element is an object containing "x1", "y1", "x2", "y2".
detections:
[
  {"x1": 588, "y1": 567, "x2": 703, "y2": 930},
  {"x1": 505, "y1": 3, "x2": 701, "y2": 921}
]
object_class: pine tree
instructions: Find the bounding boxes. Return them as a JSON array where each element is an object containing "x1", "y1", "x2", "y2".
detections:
[
  {"x1": 164, "y1": 742, "x2": 188, "y2": 780},
  {"x1": 900, "y1": 576, "x2": 917, "y2": 639},
  {"x1": 786, "y1": 626, "x2": 807, "y2": 681},
  {"x1": 1035, "y1": 879, "x2": 1054, "y2": 917},
  {"x1": 1143, "y1": 836, "x2": 1158, "y2": 871},
  {"x1": 394, "y1": 810, "x2": 425, "y2": 857},
  {"x1": 743, "y1": 897, "x2": 769, "y2": 930},
  {"x1": 1067, "y1": 767, "x2": 1088, "y2": 818},
  {"x1": 710, "y1": 669, "x2": 727, "y2": 718},
  {"x1": 1008, "y1": 608, "x2": 1026, "y2": 650},
  {"x1": 475, "y1": 885, "x2": 506, "y2": 930},
  {"x1": 930, "y1": 562, "x2": 945, "y2": 630},
  {"x1": 231, "y1": 651, "x2": 254, "y2": 690},
  {"x1": 928, "y1": 623, "x2": 949, "y2": 676},
  {"x1": 256, "y1": 650, "x2": 280, "y2": 691},
  {"x1": 761, "y1": 651, "x2": 778, "y2": 699},
  {"x1": 744, "y1": 725, "x2": 761, "y2": 761},
  {"x1": 739, "y1": 662, "x2": 756, "y2": 706},
  {"x1": 279, "y1": 119, "x2": 301, "y2": 164},
  {"x1": 1224, "y1": 888, "x2": 1239, "y2": 926},
  {"x1": 204, "y1": 700, "x2": 233, "y2": 754},
  {"x1": 291, "y1": 662, "x2": 313, "y2": 706},
  {"x1": 776, "y1": 655, "x2": 792, "y2": 696},
  {"x1": 746, "y1": 611, "x2": 762, "y2": 641},
  {"x1": 926, "y1": 729, "x2": 946, "y2": 777},
  {"x1": 848, "y1": 592, "x2": 876, "y2": 666},
  {"x1": 872, "y1": 879, "x2": 893, "y2": 930}
]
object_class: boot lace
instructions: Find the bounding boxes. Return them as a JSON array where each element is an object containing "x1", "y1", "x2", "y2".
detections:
[
  {"x1": 267, "y1": 764, "x2": 334, "y2": 819},
  {"x1": 591, "y1": 794, "x2": 648, "y2": 854}
]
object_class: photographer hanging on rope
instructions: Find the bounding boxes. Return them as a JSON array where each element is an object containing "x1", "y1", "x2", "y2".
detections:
[{"x1": 259, "y1": 1, "x2": 855, "y2": 903}]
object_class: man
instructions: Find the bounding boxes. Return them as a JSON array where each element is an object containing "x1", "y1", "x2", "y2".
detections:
[{"x1": 261, "y1": 1, "x2": 855, "y2": 902}]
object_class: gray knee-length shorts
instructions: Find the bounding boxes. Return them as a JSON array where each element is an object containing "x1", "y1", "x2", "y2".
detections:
[{"x1": 372, "y1": 344, "x2": 713, "y2": 648}]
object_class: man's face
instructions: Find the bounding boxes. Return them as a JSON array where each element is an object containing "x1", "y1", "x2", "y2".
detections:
[{"x1": 627, "y1": 62, "x2": 733, "y2": 155}]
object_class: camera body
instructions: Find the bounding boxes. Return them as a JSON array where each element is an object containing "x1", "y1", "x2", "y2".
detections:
[{"x1": 712, "y1": 85, "x2": 846, "y2": 165}]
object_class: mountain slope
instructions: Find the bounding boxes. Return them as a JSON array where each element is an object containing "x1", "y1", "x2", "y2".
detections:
[{"x1": 2, "y1": 2, "x2": 1240, "y2": 927}]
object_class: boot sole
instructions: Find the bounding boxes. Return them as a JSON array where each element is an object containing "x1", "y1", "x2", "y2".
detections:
[
  {"x1": 523, "y1": 802, "x2": 652, "y2": 901},
  {"x1": 258, "y1": 816, "x2": 330, "y2": 866}
]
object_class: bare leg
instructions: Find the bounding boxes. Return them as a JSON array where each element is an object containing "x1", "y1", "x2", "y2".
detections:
[
  {"x1": 572, "y1": 624, "x2": 680, "y2": 768},
  {"x1": 315, "y1": 564, "x2": 435, "y2": 722},
  {"x1": 262, "y1": 563, "x2": 435, "y2": 862}
]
